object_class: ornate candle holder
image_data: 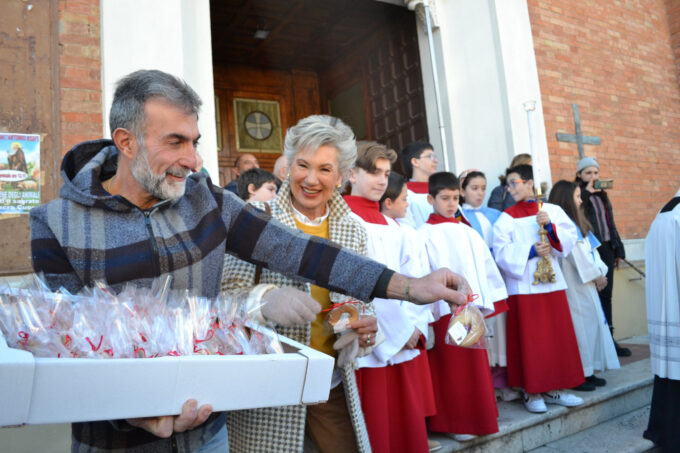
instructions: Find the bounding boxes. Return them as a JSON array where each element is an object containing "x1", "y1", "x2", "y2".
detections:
[{"x1": 532, "y1": 188, "x2": 556, "y2": 285}]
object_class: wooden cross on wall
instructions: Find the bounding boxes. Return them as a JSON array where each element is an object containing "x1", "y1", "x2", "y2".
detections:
[{"x1": 555, "y1": 104, "x2": 601, "y2": 158}]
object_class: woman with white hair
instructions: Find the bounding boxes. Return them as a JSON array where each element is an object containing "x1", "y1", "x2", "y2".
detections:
[{"x1": 223, "y1": 115, "x2": 379, "y2": 453}]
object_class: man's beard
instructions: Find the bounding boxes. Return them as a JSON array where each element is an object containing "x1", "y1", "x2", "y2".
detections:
[{"x1": 130, "y1": 144, "x2": 189, "y2": 201}]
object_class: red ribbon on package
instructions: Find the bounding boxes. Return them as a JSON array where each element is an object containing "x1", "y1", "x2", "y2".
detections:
[
  {"x1": 321, "y1": 299, "x2": 365, "y2": 314},
  {"x1": 454, "y1": 293, "x2": 479, "y2": 316}
]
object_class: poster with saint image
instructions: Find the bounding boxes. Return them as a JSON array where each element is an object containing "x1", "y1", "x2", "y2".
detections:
[{"x1": 0, "y1": 133, "x2": 41, "y2": 214}]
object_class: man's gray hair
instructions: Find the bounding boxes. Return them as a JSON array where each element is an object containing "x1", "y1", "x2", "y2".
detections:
[
  {"x1": 109, "y1": 69, "x2": 202, "y2": 140},
  {"x1": 283, "y1": 115, "x2": 356, "y2": 176}
]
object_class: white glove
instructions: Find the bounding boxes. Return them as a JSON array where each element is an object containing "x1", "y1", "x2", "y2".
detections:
[
  {"x1": 260, "y1": 286, "x2": 321, "y2": 326},
  {"x1": 333, "y1": 331, "x2": 360, "y2": 367}
]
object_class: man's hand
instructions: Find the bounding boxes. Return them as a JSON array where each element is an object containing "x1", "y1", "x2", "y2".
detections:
[
  {"x1": 535, "y1": 242, "x2": 551, "y2": 257},
  {"x1": 595, "y1": 275, "x2": 608, "y2": 291},
  {"x1": 614, "y1": 257, "x2": 622, "y2": 270},
  {"x1": 261, "y1": 287, "x2": 321, "y2": 326},
  {"x1": 403, "y1": 328, "x2": 421, "y2": 350},
  {"x1": 387, "y1": 269, "x2": 470, "y2": 310},
  {"x1": 127, "y1": 399, "x2": 212, "y2": 438},
  {"x1": 536, "y1": 210, "x2": 550, "y2": 226}
]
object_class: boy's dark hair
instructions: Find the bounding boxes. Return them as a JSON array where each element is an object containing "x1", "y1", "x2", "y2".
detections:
[
  {"x1": 237, "y1": 168, "x2": 277, "y2": 201},
  {"x1": 428, "y1": 171, "x2": 460, "y2": 198},
  {"x1": 548, "y1": 180, "x2": 592, "y2": 236},
  {"x1": 379, "y1": 172, "x2": 407, "y2": 211},
  {"x1": 400, "y1": 141, "x2": 434, "y2": 179},
  {"x1": 506, "y1": 164, "x2": 533, "y2": 182}
]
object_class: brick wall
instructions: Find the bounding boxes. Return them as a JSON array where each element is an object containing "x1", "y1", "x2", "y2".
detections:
[
  {"x1": 58, "y1": 0, "x2": 102, "y2": 155},
  {"x1": 528, "y1": 0, "x2": 680, "y2": 239},
  {"x1": 665, "y1": 0, "x2": 680, "y2": 84}
]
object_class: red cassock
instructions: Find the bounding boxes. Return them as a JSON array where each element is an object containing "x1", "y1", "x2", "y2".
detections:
[
  {"x1": 356, "y1": 346, "x2": 433, "y2": 453},
  {"x1": 346, "y1": 195, "x2": 434, "y2": 453},
  {"x1": 505, "y1": 292, "x2": 585, "y2": 393},
  {"x1": 500, "y1": 201, "x2": 585, "y2": 393},
  {"x1": 427, "y1": 314, "x2": 499, "y2": 435}
]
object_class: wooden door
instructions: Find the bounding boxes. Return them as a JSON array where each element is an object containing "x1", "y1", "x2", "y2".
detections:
[{"x1": 213, "y1": 66, "x2": 321, "y2": 186}]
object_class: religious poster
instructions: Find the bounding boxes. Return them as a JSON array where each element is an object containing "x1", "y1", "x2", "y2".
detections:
[
  {"x1": 233, "y1": 98, "x2": 283, "y2": 153},
  {"x1": 0, "y1": 133, "x2": 41, "y2": 214}
]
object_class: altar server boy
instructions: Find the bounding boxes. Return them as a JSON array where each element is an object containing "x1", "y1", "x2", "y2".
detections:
[
  {"x1": 419, "y1": 172, "x2": 508, "y2": 440},
  {"x1": 399, "y1": 141, "x2": 439, "y2": 228},
  {"x1": 345, "y1": 142, "x2": 435, "y2": 453},
  {"x1": 492, "y1": 164, "x2": 585, "y2": 413}
]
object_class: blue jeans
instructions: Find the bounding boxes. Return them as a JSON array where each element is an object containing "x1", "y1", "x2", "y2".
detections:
[{"x1": 195, "y1": 425, "x2": 228, "y2": 453}]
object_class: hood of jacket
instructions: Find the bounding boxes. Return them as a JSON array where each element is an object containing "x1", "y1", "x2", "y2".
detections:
[{"x1": 58, "y1": 138, "x2": 205, "y2": 212}]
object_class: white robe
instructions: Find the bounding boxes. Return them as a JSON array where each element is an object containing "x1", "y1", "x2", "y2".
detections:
[
  {"x1": 492, "y1": 202, "x2": 577, "y2": 295},
  {"x1": 398, "y1": 223, "x2": 435, "y2": 342},
  {"x1": 351, "y1": 214, "x2": 427, "y2": 368},
  {"x1": 399, "y1": 189, "x2": 432, "y2": 229},
  {"x1": 560, "y1": 231, "x2": 620, "y2": 375},
  {"x1": 646, "y1": 198, "x2": 680, "y2": 380},
  {"x1": 419, "y1": 221, "x2": 507, "y2": 320}
]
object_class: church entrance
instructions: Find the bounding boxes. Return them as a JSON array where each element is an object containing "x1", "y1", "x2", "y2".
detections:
[{"x1": 210, "y1": 0, "x2": 429, "y2": 185}]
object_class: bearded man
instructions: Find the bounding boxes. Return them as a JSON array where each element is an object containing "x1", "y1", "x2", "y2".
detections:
[{"x1": 29, "y1": 69, "x2": 470, "y2": 452}]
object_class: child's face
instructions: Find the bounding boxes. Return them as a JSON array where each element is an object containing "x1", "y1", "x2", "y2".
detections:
[
  {"x1": 428, "y1": 188, "x2": 460, "y2": 218},
  {"x1": 573, "y1": 186, "x2": 582, "y2": 208},
  {"x1": 350, "y1": 158, "x2": 391, "y2": 202},
  {"x1": 462, "y1": 176, "x2": 486, "y2": 208},
  {"x1": 382, "y1": 185, "x2": 409, "y2": 219},
  {"x1": 248, "y1": 182, "x2": 278, "y2": 203},
  {"x1": 411, "y1": 149, "x2": 439, "y2": 178},
  {"x1": 506, "y1": 172, "x2": 534, "y2": 202}
]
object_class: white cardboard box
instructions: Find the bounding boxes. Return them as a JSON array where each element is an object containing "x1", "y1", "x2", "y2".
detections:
[{"x1": 0, "y1": 330, "x2": 334, "y2": 426}]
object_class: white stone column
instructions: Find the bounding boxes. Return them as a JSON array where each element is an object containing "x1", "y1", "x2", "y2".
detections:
[
  {"x1": 414, "y1": 0, "x2": 552, "y2": 193},
  {"x1": 100, "y1": 0, "x2": 219, "y2": 180}
]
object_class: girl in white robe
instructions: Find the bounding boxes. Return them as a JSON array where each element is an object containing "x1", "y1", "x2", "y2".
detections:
[{"x1": 548, "y1": 180, "x2": 620, "y2": 390}]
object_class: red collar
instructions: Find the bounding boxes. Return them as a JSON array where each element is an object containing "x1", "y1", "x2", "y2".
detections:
[
  {"x1": 505, "y1": 200, "x2": 539, "y2": 218},
  {"x1": 426, "y1": 213, "x2": 459, "y2": 225},
  {"x1": 426, "y1": 211, "x2": 471, "y2": 226},
  {"x1": 407, "y1": 181, "x2": 429, "y2": 194},
  {"x1": 343, "y1": 195, "x2": 388, "y2": 225}
]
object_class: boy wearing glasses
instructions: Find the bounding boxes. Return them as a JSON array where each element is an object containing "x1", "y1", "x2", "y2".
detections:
[
  {"x1": 399, "y1": 141, "x2": 440, "y2": 228},
  {"x1": 492, "y1": 165, "x2": 585, "y2": 413}
]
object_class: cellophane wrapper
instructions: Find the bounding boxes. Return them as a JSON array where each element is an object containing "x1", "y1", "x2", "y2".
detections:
[
  {"x1": 445, "y1": 303, "x2": 487, "y2": 349},
  {"x1": 0, "y1": 275, "x2": 283, "y2": 358}
]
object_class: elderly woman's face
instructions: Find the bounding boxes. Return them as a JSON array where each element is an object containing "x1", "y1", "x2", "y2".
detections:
[{"x1": 289, "y1": 144, "x2": 343, "y2": 220}]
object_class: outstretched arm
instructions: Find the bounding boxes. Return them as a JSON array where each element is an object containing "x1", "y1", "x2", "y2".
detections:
[{"x1": 383, "y1": 268, "x2": 470, "y2": 310}]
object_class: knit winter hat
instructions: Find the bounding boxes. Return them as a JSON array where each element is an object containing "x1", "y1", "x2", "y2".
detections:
[{"x1": 577, "y1": 156, "x2": 599, "y2": 173}]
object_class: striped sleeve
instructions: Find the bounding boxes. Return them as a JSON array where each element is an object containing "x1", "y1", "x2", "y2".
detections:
[
  {"x1": 29, "y1": 203, "x2": 84, "y2": 293},
  {"x1": 220, "y1": 194, "x2": 387, "y2": 302}
]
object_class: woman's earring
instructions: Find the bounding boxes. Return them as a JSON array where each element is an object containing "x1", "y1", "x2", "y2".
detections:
[{"x1": 336, "y1": 182, "x2": 342, "y2": 189}]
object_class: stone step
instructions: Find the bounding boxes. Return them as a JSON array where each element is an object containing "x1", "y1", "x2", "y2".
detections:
[
  {"x1": 429, "y1": 358, "x2": 653, "y2": 453},
  {"x1": 527, "y1": 406, "x2": 658, "y2": 453}
]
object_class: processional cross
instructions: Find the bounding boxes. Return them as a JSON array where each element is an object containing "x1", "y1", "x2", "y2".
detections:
[{"x1": 555, "y1": 104, "x2": 601, "y2": 158}]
